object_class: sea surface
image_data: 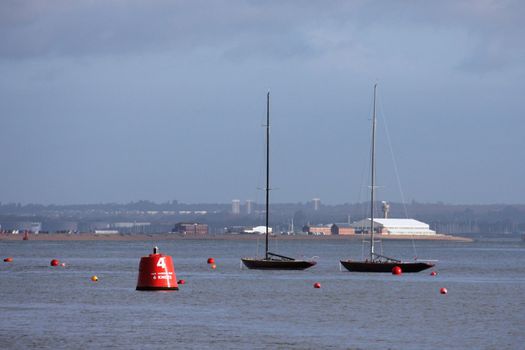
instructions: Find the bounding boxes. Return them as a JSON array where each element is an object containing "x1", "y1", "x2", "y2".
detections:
[{"x1": 1, "y1": 235, "x2": 524, "y2": 349}]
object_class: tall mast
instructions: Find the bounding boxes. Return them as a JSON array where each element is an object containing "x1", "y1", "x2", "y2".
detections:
[
  {"x1": 370, "y1": 84, "x2": 377, "y2": 261},
  {"x1": 265, "y1": 91, "x2": 270, "y2": 259}
]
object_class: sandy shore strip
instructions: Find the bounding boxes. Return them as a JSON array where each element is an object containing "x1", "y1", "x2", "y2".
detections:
[{"x1": 0, "y1": 233, "x2": 473, "y2": 242}]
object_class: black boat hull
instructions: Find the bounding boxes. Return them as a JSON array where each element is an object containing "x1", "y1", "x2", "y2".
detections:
[
  {"x1": 241, "y1": 258, "x2": 317, "y2": 270},
  {"x1": 340, "y1": 260, "x2": 434, "y2": 273}
]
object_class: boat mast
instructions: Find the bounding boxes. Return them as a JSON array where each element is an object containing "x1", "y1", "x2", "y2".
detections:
[
  {"x1": 265, "y1": 91, "x2": 270, "y2": 260},
  {"x1": 370, "y1": 84, "x2": 377, "y2": 261}
]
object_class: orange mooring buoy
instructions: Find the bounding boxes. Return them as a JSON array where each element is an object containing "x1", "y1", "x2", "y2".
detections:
[
  {"x1": 211, "y1": 264, "x2": 216, "y2": 270},
  {"x1": 392, "y1": 266, "x2": 402, "y2": 275},
  {"x1": 207, "y1": 257, "x2": 215, "y2": 264},
  {"x1": 3, "y1": 257, "x2": 13, "y2": 263},
  {"x1": 91, "y1": 275, "x2": 98, "y2": 282},
  {"x1": 136, "y1": 247, "x2": 178, "y2": 291},
  {"x1": 313, "y1": 282, "x2": 321, "y2": 289},
  {"x1": 50, "y1": 259, "x2": 60, "y2": 266}
]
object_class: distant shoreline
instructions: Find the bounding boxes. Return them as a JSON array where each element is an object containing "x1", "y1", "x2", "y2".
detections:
[{"x1": 0, "y1": 233, "x2": 473, "y2": 242}]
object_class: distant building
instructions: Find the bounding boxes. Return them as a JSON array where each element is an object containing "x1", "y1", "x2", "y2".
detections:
[
  {"x1": 303, "y1": 224, "x2": 333, "y2": 235},
  {"x1": 331, "y1": 223, "x2": 355, "y2": 235},
  {"x1": 303, "y1": 223, "x2": 355, "y2": 235},
  {"x1": 49, "y1": 221, "x2": 79, "y2": 233},
  {"x1": 12, "y1": 222, "x2": 36, "y2": 233},
  {"x1": 172, "y1": 222, "x2": 209, "y2": 235},
  {"x1": 351, "y1": 218, "x2": 436, "y2": 235},
  {"x1": 242, "y1": 226, "x2": 272, "y2": 234},
  {"x1": 112, "y1": 222, "x2": 151, "y2": 234},
  {"x1": 245, "y1": 200, "x2": 254, "y2": 215},
  {"x1": 232, "y1": 199, "x2": 241, "y2": 215},
  {"x1": 312, "y1": 198, "x2": 321, "y2": 211},
  {"x1": 89, "y1": 222, "x2": 112, "y2": 232},
  {"x1": 95, "y1": 230, "x2": 119, "y2": 235},
  {"x1": 1, "y1": 222, "x2": 43, "y2": 233},
  {"x1": 382, "y1": 201, "x2": 390, "y2": 219},
  {"x1": 224, "y1": 226, "x2": 247, "y2": 234}
]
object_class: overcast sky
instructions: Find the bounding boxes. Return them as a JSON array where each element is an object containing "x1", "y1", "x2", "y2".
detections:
[{"x1": 0, "y1": 0, "x2": 524, "y2": 205}]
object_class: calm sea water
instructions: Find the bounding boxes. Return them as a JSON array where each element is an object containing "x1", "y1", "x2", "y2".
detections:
[{"x1": 1, "y1": 236, "x2": 524, "y2": 349}]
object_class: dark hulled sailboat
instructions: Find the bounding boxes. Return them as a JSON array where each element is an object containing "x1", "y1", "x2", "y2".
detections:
[
  {"x1": 241, "y1": 92, "x2": 317, "y2": 270},
  {"x1": 340, "y1": 85, "x2": 434, "y2": 273}
]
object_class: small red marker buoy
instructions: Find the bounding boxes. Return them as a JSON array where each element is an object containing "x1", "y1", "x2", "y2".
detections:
[
  {"x1": 178, "y1": 279, "x2": 186, "y2": 285},
  {"x1": 61, "y1": 262, "x2": 66, "y2": 267},
  {"x1": 4, "y1": 257, "x2": 13, "y2": 263},
  {"x1": 50, "y1": 259, "x2": 60, "y2": 267},
  {"x1": 313, "y1": 282, "x2": 321, "y2": 289},
  {"x1": 430, "y1": 271, "x2": 437, "y2": 276},
  {"x1": 211, "y1": 264, "x2": 216, "y2": 270},
  {"x1": 440, "y1": 287, "x2": 448, "y2": 295},
  {"x1": 392, "y1": 266, "x2": 402, "y2": 275},
  {"x1": 207, "y1": 257, "x2": 215, "y2": 264},
  {"x1": 136, "y1": 246, "x2": 178, "y2": 291}
]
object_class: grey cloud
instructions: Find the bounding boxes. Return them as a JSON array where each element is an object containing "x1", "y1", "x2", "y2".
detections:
[
  {"x1": 1, "y1": 1, "x2": 523, "y2": 74},
  {"x1": 0, "y1": 0, "x2": 326, "y2": 59}
]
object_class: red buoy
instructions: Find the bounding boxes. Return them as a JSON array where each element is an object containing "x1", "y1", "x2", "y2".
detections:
[
  {"x1": 211, "y1": 264, "x2": 216, "y2": 270},
  {"x1": 50, "y1": 259, "x2": 60, "y2": 266},
  {"x1": 430, "y1": 271, "x2": 437, "y2": 276},
  {"x1": 178, "y1": 279, "x2": 186, "y2": 285},
  {"x1": 207, "y1": 257, "x2": 215, "y2": 264},
  {"x1": 3, "y1": 257, "x2": 13, "y2": 263},
  {"x1": 392, "y1": 266, "x2": 402, "y2": 275},
  {"x1": 136, "y1": 247, "x2": 178, "y2": 291},
  {"x1": 440, "y1": 287, "x2": 448, "y2": 295},
  {"x1": 313, "y1": 282, "x2": 321, "y2": 289}
]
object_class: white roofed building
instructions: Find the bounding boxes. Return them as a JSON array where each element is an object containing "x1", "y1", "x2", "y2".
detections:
[
  {"x1": 243, "y1": 226, "x2": 272, "y2": 234},
  {"x1": 351, "y1": 218, "x2": 436, "y2": 235}
]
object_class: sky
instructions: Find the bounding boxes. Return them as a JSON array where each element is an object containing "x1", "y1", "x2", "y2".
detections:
[{"x1": 0, "y1": 0, "x2": 524, "y2": 205}]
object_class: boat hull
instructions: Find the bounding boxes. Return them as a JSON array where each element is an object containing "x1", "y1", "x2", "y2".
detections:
[
  {"x1": 340, "y1": 260, "x2": 434, "y2": 273},
  {"x1": 241, "y1": 258, "x2": 317, "y2": 270}
]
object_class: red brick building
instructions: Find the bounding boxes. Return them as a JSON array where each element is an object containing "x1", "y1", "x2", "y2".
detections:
[
  {"x1": 303, "y1": 224, "x2": 355, "y2": 235},
  {"x1": 303, "y1": 224, "x2": 334, "y2": 235},
  {"x1": 172, "y1": 222, "x2": 208, "y2": 235}
]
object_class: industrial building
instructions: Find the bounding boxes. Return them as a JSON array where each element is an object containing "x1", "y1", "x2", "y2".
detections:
[
  {"x1": 331, "y1": 223, "x2": 355, "y2": 235},
  {"x1": 304, "y1": 224, "x2": 333, "y2": 235},
  {"x1": 303, "y1": 224, "x2": 355, "y2": 235},
  {"x1": 351, "y1": 218, "x2": 436, "y2": 235},
  {"x1": 172, "y1": 222, "x2": 209, "y2": 235},
  {"x1": 243, "y1": 226, "x2": 272, "y2": 234}
]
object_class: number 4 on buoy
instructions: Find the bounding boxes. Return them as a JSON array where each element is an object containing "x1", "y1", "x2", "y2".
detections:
[{"x1": 156, "y1": 257, "x2": 166, "y2": 269}]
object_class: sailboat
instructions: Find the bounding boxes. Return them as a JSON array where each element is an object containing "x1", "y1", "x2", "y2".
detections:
[
  {"x1": 241, "y1": 92, "x2": 317, "y2": 270},
  {"x1": 340, "y1": 84, "x2": 434, "y2": 273}
]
